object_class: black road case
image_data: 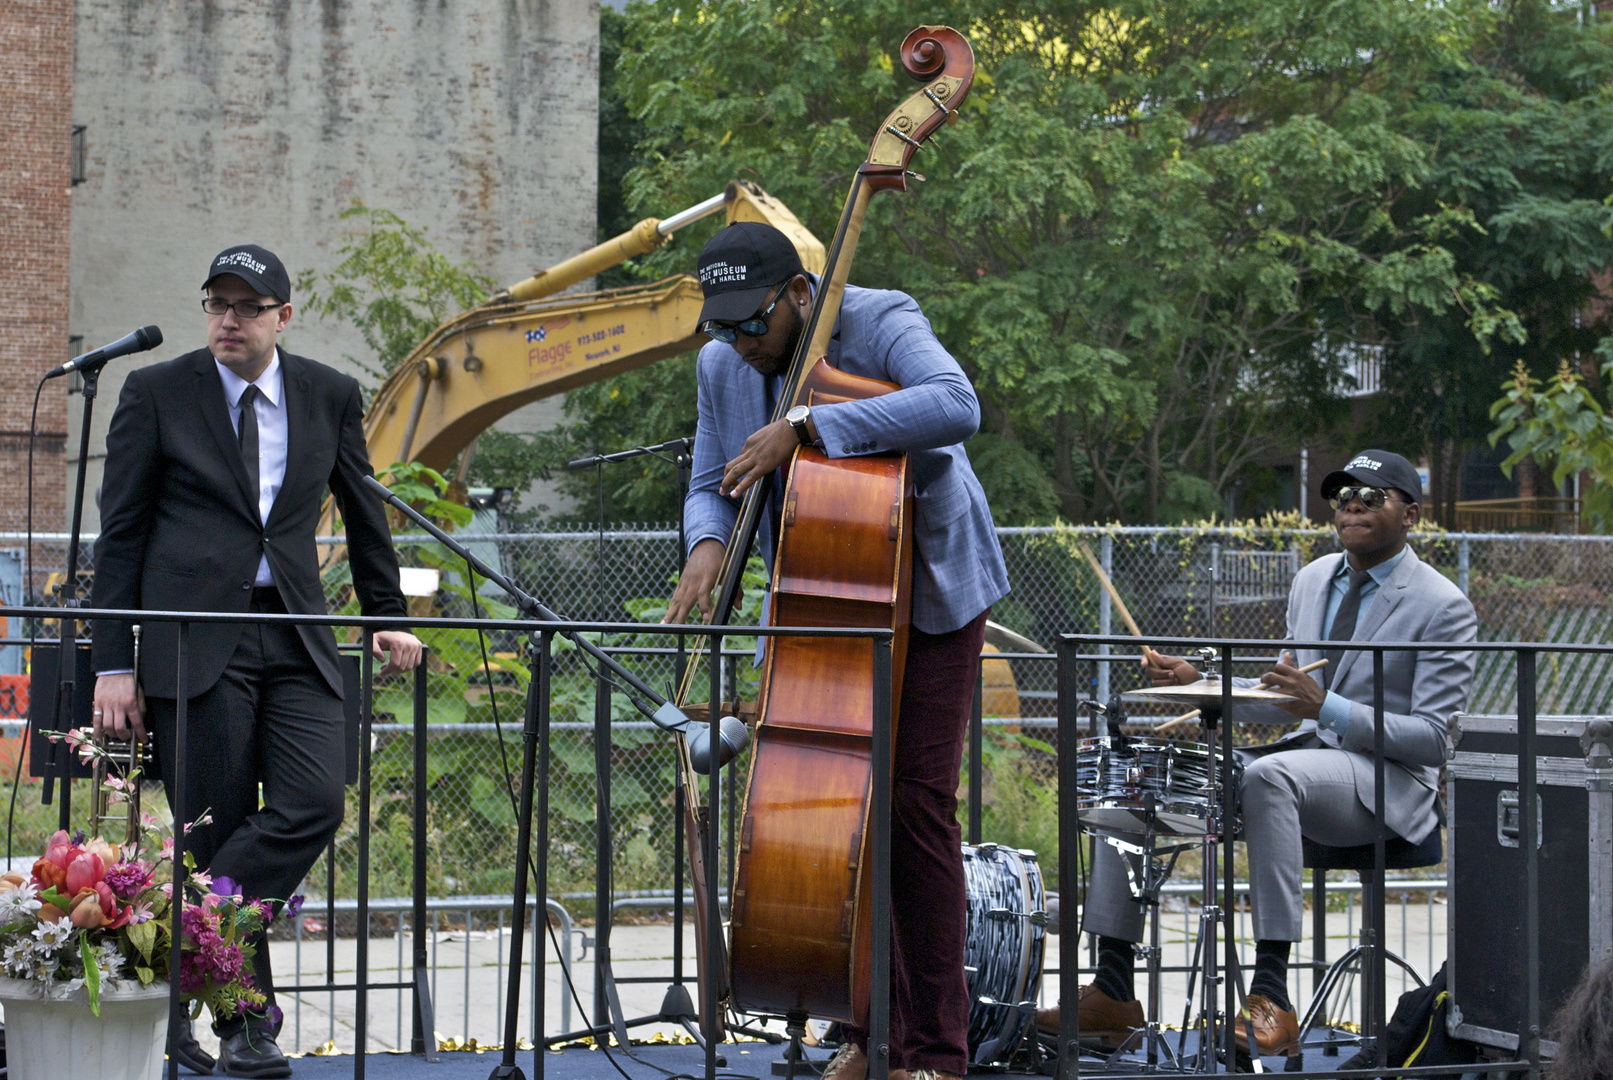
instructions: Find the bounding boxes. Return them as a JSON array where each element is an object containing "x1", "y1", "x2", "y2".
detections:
[{"x1": 1445, "y1": 713, "x2": 1613, "y2": 1054}]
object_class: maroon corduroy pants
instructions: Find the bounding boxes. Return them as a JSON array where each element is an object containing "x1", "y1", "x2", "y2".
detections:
[{"x1": 843, "y1": 609, "x2": 989, "y2": 1076}]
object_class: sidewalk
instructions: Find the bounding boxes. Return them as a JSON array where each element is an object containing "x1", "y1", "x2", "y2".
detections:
[{"x1": 198, "y1": 899, "x2": 1446, "y2": 1059}]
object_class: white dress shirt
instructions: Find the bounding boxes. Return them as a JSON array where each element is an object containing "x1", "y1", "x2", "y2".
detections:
[{"x1": 214, "y1": 350, "x2": 289, "y2": 587}]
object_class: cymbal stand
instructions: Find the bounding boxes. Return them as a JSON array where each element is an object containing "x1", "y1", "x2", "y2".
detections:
[
  {"x1": 1099, "y1": 796, "x2": 1192, "y2": 1072},
  {"x1": 1168, "y1": 657, "x2": 1260, "y2": 1073}
]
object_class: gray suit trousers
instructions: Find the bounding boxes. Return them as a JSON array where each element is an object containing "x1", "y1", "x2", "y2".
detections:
[{"x1": 1083, "y1": 745, "x2": 1382, "y2": 943}]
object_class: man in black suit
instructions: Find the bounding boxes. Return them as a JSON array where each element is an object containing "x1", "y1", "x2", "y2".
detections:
[{"x1": 90, "y1": 245, "x2": 421, "y2": 1078}]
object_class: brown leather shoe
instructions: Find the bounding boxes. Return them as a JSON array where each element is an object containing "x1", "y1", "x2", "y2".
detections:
[
  {"x1": 1034, "y1": 984, "x2": 1145, "y2": 1048},
  {"x1": 1231, "y1": 993, "x2": 1300, "y2": 1058}
]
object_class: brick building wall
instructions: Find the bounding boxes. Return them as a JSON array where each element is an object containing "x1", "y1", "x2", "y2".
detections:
[{"x1": 0, "y1": 0, "x2": 74, "y2": 533}]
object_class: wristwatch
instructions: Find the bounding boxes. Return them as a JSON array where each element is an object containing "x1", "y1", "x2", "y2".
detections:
[{"x1": 785, "y1": 404, "x2": 813, "y2": 445}]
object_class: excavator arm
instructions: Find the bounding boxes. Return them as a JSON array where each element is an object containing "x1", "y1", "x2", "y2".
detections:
[{"x1": 361, "y1": 181, "x2": 825, "y2": 479}]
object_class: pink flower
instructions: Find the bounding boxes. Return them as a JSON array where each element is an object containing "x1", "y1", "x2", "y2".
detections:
[{"x1": 65, "y1": 852, "x2": 105, "y2": 896}]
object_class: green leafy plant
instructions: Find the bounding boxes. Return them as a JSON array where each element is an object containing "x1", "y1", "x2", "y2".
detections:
[{"x1": 294, "y1": 204, "x2": 495, "y2": 383}]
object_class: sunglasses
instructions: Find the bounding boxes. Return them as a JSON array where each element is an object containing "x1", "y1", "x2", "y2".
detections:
[
  {"x1": 1329, "y1": 485, "x2": 1394, "y2": 511},
  {"x1": 700, "y1": 290, "x2": 783, "y2": 345}
]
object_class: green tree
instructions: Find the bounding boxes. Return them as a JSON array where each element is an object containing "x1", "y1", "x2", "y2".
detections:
[
  {"x1": 1373, "y1": 1, "x2": 1613, "y2": 521},
  {"x1": 295, "y1": 204, "x2": 495, "y2": 385},
  {"x1": 594, "y1": 0, "x2": 1534, "y2": 525}
]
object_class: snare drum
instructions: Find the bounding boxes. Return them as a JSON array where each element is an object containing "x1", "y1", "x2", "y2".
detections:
[
  {"x1": 1075, "y1": 736, "x2": 1219, "y2": 837},
  {"x1": 963, "y1": 843, "x2": 1046, "y2": 1066}
]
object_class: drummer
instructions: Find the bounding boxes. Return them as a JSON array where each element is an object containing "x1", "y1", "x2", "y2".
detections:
[{"x1": 1045, "y1": 449, "x2": 1476, "y2": 1058}]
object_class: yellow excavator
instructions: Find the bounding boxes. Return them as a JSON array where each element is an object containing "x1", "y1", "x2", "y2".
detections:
[{"x1": 358, "y1": 181, "x2": 824, "y2": 490}]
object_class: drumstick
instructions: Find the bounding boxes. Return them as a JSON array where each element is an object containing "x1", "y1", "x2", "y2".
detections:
[
  {"x1": 1075, "y1": 539, "x2": 1145, "y2": 654},
  {"x1": 1153, "y1": 658, "x2": 1329, "y2": 733}
]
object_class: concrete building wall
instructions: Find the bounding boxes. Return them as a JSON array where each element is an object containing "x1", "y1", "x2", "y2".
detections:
[
  {"x1": 0, "y1": 0, "x2": 74, "y2": 531},
  {"x1": 69, "y1": 0, "x2": 598, "y2": 530}
]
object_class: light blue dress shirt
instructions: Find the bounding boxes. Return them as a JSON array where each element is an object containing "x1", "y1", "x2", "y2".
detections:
[
  {"x1": 214, "y1": 350, "x2": 289, "y2": 587},
  {"x1": 1316, "y1": 545, "x2": 1410, "y2": 736}
]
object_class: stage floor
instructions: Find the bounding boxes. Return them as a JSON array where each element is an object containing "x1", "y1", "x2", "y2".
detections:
[{"x1": 277, "y1": 1029, "x2": 1370, "y2": 1079}]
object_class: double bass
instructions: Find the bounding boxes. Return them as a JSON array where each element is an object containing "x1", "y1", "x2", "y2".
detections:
[{"x1": 673, "y1": 26, "x2": 977, "y2": 1033}]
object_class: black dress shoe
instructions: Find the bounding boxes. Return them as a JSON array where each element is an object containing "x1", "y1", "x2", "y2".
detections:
[
  {"x1": 168, "y1": 1014, "x2": 216, "y2": 1075},
  {"x1": 216, "y1": 1023, "x2": 292, "y2": 1079}
]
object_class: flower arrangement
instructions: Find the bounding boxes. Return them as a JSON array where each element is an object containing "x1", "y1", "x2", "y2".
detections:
[{"x1": 0, "y1": 729, "x2": 301, "y2": 1021}]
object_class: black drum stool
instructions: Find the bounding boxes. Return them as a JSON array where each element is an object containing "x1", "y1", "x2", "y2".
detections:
[{"x1": 1290, "y1": 829, "x2": 1443, "y2": 1065}]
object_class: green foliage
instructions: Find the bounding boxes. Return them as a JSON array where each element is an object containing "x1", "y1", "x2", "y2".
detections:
[
  {"x1": 552, "y1": 0, "x2": 1613, "y2": 527},
  {"x1": 964, "y1": 730, "x2": 1061, "y2": 882},
  {"x1": 377, "y1": 461, "x2": 475, "y2": 529},
  {"x1": 294, "y1": 204, "x2": 495, "y2": 383},
  {"x1": 1489, "y1": 357, "x2": 1613, "y2": 530}
]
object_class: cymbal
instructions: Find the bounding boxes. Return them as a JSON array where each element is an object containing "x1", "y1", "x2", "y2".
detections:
[{"x1": 1122, "y1": 679, "x2": 1296, "y2": 703}]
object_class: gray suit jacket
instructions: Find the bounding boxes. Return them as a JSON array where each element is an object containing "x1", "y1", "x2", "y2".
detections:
[{"x1": 1236, "y1": 546, "x2": 1477, "y2": 843}]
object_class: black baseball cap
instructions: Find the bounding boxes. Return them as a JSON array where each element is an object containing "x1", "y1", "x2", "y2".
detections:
[
  {"x1": 696, "y1": 222, "x2": 804, "y2": 325},
  {"x1": 202, "y1": 244, "x2": 291, "y2": 304},
  {"x1": 1321, "y1": 449, "x2": 1423, "y2": 504}
]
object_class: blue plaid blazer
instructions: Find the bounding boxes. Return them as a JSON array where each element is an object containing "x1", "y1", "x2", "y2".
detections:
[{"x1": 684, "y1": 281, "x2": 1009, "y2": 635}]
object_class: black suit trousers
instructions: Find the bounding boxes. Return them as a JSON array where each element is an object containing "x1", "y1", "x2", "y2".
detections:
[{"x1": 147, "y1": 589, "x2": 345, "y2": 993}]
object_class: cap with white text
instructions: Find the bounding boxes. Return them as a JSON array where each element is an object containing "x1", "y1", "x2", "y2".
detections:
[
  {"x1": 696, "y1": 222, "x2": 804, "y2": 325},
  {"x1": 1320, "y1": 449, "x2": 1422, "y2": 504},
  {"x1": 203, "y1": 244, "x2": 291, "y2": 305}
]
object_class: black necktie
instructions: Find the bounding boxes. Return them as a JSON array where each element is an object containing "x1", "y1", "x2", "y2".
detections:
[
  {"x1": 1323, "y1": 569, "x2": 1370, "y2": 689},
  {"x1": 238, "y1": 384, "x2": 260, "y2": 511}
]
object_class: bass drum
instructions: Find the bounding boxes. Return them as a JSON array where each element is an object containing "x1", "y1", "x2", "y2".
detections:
[{"x1": 963, "y1": 843, "x2": 1046, "y2": 1066}]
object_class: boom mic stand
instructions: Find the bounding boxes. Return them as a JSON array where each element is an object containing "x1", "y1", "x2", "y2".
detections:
[
  {"x1": 562, "y1": 437, "x2": 736, "y2": 1052},
  {"x1": 361, "y1": 477, "x2": 749, "y2": 1076}
]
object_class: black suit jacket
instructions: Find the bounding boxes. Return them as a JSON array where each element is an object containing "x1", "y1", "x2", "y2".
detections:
[{"x1": 91, "y1": 348, "x2": 407, "y2": 699}]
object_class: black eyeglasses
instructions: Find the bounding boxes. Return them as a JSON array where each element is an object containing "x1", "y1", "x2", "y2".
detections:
[
  {"x1": 1329, "y1": 485, "x2": 1394, "y2": 511},
  {"x1": 700, "y1": 291, "x2": 783, "y2": 345},
  {"x1": 202, "y1": 298, "x2": 285, "y2": 320}
]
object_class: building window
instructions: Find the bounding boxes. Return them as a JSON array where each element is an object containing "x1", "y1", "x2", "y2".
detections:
[{"x1": 71, "y1": 126, "x2": 86, "y2": 186}]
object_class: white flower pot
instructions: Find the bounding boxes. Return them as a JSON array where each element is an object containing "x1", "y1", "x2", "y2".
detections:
[{"x1": 0, "y1": 976, "x2": 171, "y2": 1080}]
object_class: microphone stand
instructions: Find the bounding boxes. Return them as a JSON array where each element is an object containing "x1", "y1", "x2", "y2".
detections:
[
  {"x1": 560, "y1": 436, "x2": 708, "y2": 1048},
  {"x1": 44, "y1": 361, "x2": 107, "y2": 828}
]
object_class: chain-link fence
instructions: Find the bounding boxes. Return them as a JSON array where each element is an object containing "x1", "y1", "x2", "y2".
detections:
[
  {"x1": 4, "y1": 523, "x2": 1608, "y2": 905},
  {"x1": 0, "y1": 525, "x2": 1588, "y2": 1049}
]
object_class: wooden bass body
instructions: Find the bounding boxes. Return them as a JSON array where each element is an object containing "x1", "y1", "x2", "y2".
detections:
[{"x1": 728, "y1": 359, "x2": 913, "y2": 1024}]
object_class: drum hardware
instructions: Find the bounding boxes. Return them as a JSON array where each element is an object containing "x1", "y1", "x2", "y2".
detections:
[
  {"x1": 1063, "y1": 672, "x2": 1243, "y2": 1074},
  {"x1": 1095, "y1": 794, "x2": 1201, "y2": 1071}
]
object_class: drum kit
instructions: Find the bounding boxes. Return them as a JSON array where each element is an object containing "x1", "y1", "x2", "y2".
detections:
[
  {"x1": 1067, "y1": 660, "x2": 1297, "y2": 1073},
  {"x1": 949, "y1": 654, "x2": 1297, "y2": 1073}
]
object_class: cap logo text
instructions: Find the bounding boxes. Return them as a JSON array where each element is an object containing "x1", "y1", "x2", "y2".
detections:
[
  {"x1": 700, "y1": 260, "x2": 749, "y2": 286},
  {"x1": 1347, "y1": 455, "x2": 1382, "y2": 471},
  {"x1": 217, "y1": 251, "x2": 267, "y2": 275}
]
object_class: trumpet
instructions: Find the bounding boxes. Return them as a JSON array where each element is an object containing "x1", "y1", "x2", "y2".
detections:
[{"x1": 91, "y1": 623, "x2": 155, "y2": 841}]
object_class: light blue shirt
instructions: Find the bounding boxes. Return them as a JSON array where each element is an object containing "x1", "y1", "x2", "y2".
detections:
[
  {"x1": 1317, "y1": 545, "x2": 1410, "y2": 736},
  {"x1": 214, "y1": 350, "x2": 289, "y2": 587}
]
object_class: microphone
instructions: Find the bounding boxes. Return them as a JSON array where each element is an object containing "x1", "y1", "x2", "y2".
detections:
[
  {"x1": 686, "y1": 713, "x2": 751, "y2": 775},
  {"x1": 46, "y1": 325, "x2": 163, "y2": 380}
]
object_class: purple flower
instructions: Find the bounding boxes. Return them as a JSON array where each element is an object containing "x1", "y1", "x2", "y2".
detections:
[
  {"x1": 286, "y1": 894, "x2": 305, "y2": 919},
  {"x1": 103, "y1": 861, "x2": 152, "y2": 900},
  {"x1": 211, "y1": 875, "x2": 239, "y2": 900},
  {"x1": 200, "y1": 938, "x2": 243, "y2": 984},
  {"x1": 71, "y1": 829, "x2": 86, "y2": 846}
]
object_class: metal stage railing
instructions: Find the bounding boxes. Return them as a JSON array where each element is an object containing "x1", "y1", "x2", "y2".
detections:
[
  {"x1": 1060, "y1": 632, "x2": 1583, "y2": 1080},
  {"x1": 4, "y1": 605, "x2": 1574, "y2": 1080}
]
